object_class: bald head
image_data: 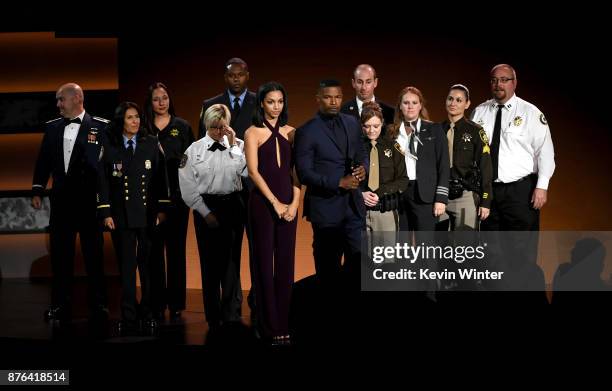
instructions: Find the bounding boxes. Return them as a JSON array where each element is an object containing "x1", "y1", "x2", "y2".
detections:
[
  {"x1": 352, "y1": 64, "x2": 378, "y2": 102},
  {"x1": 491, "y1": 64, "x2": 516, "y2": 80},
  {"x1": 56, "y1": 83, "x2": 85, "y2": 119},
  {"x1": 490, "y1": 64, "x2": 517, "y2": 104},
  {"x1": 354, "y1": 64, "x2": 377, "y2": 79}
]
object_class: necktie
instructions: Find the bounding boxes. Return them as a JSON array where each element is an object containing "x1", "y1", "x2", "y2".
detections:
[
  {"x1": 64, "y1": 117, "x2": 81, "y2": 125},
  {"x1": 208, "y1": 142, "x2": 227, "y2": 152},
  {"x1": 410, "y1": 121, "x2": 417, "y2": 132},
  {"x1": 368, "y1": 140, "x2": 379, "y2": 191},
  {"x1": 231, "y1": 97, "x2": 241, "y2": 128},
  {"x1": 448, "y1": 122, "x2": 455, "y2": 168},
  {"x1": 491, "y1": 104, "x2": 504, "y2": 180},
  {"x1": 406, "y1": 122, "x2": 416, "y2": 156},
  {"x1": 125, "y1": 139, "x2": 134, "y2": 166}
]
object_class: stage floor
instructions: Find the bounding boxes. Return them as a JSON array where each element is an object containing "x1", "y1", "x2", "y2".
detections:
[{"x1": 0, "y1": 277, "x2": 259, "y2": 346}]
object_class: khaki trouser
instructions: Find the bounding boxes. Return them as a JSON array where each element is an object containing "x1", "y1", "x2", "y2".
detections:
[
  {"x1": 366, "y1": 209, "x2": 399, "y2": 263},
  {"x1": 442, "y1": 191, "x2": 479, "y2": 231}
]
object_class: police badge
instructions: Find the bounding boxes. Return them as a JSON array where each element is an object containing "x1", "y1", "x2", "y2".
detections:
[
  {"x1": 384, "y1": 148, "x2": 392, "y2": 158},
  {"x1": 462, "y1": 133, "x2": 472, "y2": 143},
  {"x1": 513, "y1": 116, "x2": 523, "y2": 126},
  {"x1": 170, "y1": 128, "x2": 179, "y2": 137},
  {"x1": 145, "y1": 160, "x2": 152, "y2": 170}
]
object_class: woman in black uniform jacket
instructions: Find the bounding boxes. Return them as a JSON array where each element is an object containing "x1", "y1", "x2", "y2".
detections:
[
  {"x1": 97, "y1": 102, "x2": 170, "y2": 334},
  {"x1": 387, "y1": 86, "x2": 450, "y2": 231},
  {"x1": 143, "y1": 82, "x2": 195, "y2": 320}
]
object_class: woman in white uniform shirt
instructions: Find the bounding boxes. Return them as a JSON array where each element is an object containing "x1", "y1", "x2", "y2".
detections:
[{"x1": 178, "y1": 103, "x2": 247, "y2": 331}]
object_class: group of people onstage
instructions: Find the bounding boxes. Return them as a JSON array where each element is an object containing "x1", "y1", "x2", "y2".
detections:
[{"x1": 31, "y1": 57, "x2": 555, "y2": 345}]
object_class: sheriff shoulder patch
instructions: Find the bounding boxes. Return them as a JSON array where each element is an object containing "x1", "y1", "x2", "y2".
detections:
[
  {"x1": 479, "y1": 128, "x2": 489, "y2": 145},
  {"x1": 179, "y1": 154, "x2": 188, "y2": 168},
  {"x1": 394, "y1": 142, "x2": 405, "y2": 156},
  {"x1": 540, "y1": 113, "x2": 548, "y2": 125}
]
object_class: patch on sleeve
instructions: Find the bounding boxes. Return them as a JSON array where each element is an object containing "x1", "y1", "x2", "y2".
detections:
[
  {"x1": 179, "y1": 154, "x2": 188, "y2": 169},
  {"x1": 479, "y1": 128, "x2": 489, "y2": 145},
  {"x1": 540, "y1": 113, "x2": 548, "y2": 125},
  {"x1": 394, "y1": 142, "x2": 405, "y2": 156}
]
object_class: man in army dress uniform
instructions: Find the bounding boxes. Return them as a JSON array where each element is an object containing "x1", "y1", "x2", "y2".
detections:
[{"x1": 31, "y1": 83, "x2": 109, "y2": 323}]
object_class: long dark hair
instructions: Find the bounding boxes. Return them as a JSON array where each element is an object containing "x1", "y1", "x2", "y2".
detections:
[
  {"x1": 108, "y1": 101, "x2": 145, "y2": 146},
  {"x1": 252, "y1": 81, "x2": 288, "y2": 127},
  {"x1": 143, "y1": 82, "x2": 176, "y2": 135}
]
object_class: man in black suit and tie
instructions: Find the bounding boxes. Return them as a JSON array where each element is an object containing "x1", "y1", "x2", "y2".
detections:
[
  {"x1": 198, "y1": 57, "x2": 257, "y2": 140},
  {"x1": 340, "y1": 64, "x2": 394, "y2": 131},
  {"x1": 31, "y1": 83, "x2": 109, "y2": 323},
  {"x1": 295, "y1": 80, "x2": 367, "y2": 283}
]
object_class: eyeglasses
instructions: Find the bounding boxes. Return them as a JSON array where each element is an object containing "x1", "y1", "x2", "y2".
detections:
[{"x1": 490, "y1": 77, "x2": 515, "y2": 84}]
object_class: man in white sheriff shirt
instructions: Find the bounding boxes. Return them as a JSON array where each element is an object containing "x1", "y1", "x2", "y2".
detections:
[
  {"x1": 178, "y1": 103, "x2": 247, "y2": 331},
  {"x1": 471, "y1": 64, "x2": 555, "y2": 231}
]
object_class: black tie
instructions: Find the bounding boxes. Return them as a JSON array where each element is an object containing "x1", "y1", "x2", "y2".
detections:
[
  {"x1": 208, "y1": 142, "x2": 227, "y2": 152},
  {"x1": 64, "y1": 117, "x2": 81, "y2": 125},
  {"x1": 231, "y1": 97, "x2": 241, "y2": 127},
  {"x1": 126, "y1": 139, "x2": 134, "y2": 165},
  {"x1": 491, "y1": 104, "x2": 504, "y2": 181}
]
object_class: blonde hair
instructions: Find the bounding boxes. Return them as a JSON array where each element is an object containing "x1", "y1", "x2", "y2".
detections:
[{"x1": 203, "y1": 104, "x2": 231, "y2": 130}]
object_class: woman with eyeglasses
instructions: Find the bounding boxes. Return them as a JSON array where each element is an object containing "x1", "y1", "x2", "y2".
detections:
[{"x1": 178, "y1": 104, "x2": 247, "y2": 333}]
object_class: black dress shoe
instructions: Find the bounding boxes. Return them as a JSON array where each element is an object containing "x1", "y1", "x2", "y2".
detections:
[
  {"x1": 89, "y1": 305, "x2": 110, "y2": 321},
  {"x1": 143, "y1": 318, "x2": 159, "y2": 329},
  {"x1": 117, "y1": 320, "x2": 140, "y2": 336},
  {"x1": 44, "y1": 305, "x2": 71, "y2": 322}
]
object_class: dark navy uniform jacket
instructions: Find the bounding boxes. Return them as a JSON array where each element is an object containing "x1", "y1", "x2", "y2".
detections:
[
  {"x1": 32, "y1": 113, "x2": 108, "y2": 228},
  {"x1": 97, "y1": 133, "x2": 170, "y2": 229}
]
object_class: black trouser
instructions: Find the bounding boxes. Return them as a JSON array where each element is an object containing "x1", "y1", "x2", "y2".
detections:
[
  {"x1": 311, "y1": 203, "x2": 364, "y2": 287},
  {"x1": 111, "y1": 227, "x2": 152, "y2": 323},
  {"x1": 480, "y1": 174, "x2": 543, "y2": 292},
  {"x1": 150, "y1": 201, "x2": 189, "y2": 314},
  {"x1": 399, "y1": 180, "x2": 436, "y2": 231},
  {"x1": 481, "y1": 174, "x2": 539, "y2": 231},
  {"x1": 193, "y1": 192, "x2": 244, "y2": 327},
  {"x1": 49, "y1": 224, "x2": 106, "y2": 311}
]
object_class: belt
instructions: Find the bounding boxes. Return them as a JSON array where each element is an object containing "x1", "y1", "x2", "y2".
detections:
[
  {"x1": 493, "y1": 173, "x2": 536, "y2": 186},
  {"x1": 200, "y1": 192, "x2": 240, "y2": 202},
  {"x1": 367, "y1": 204, "x2": 382, "y2": 211}
]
